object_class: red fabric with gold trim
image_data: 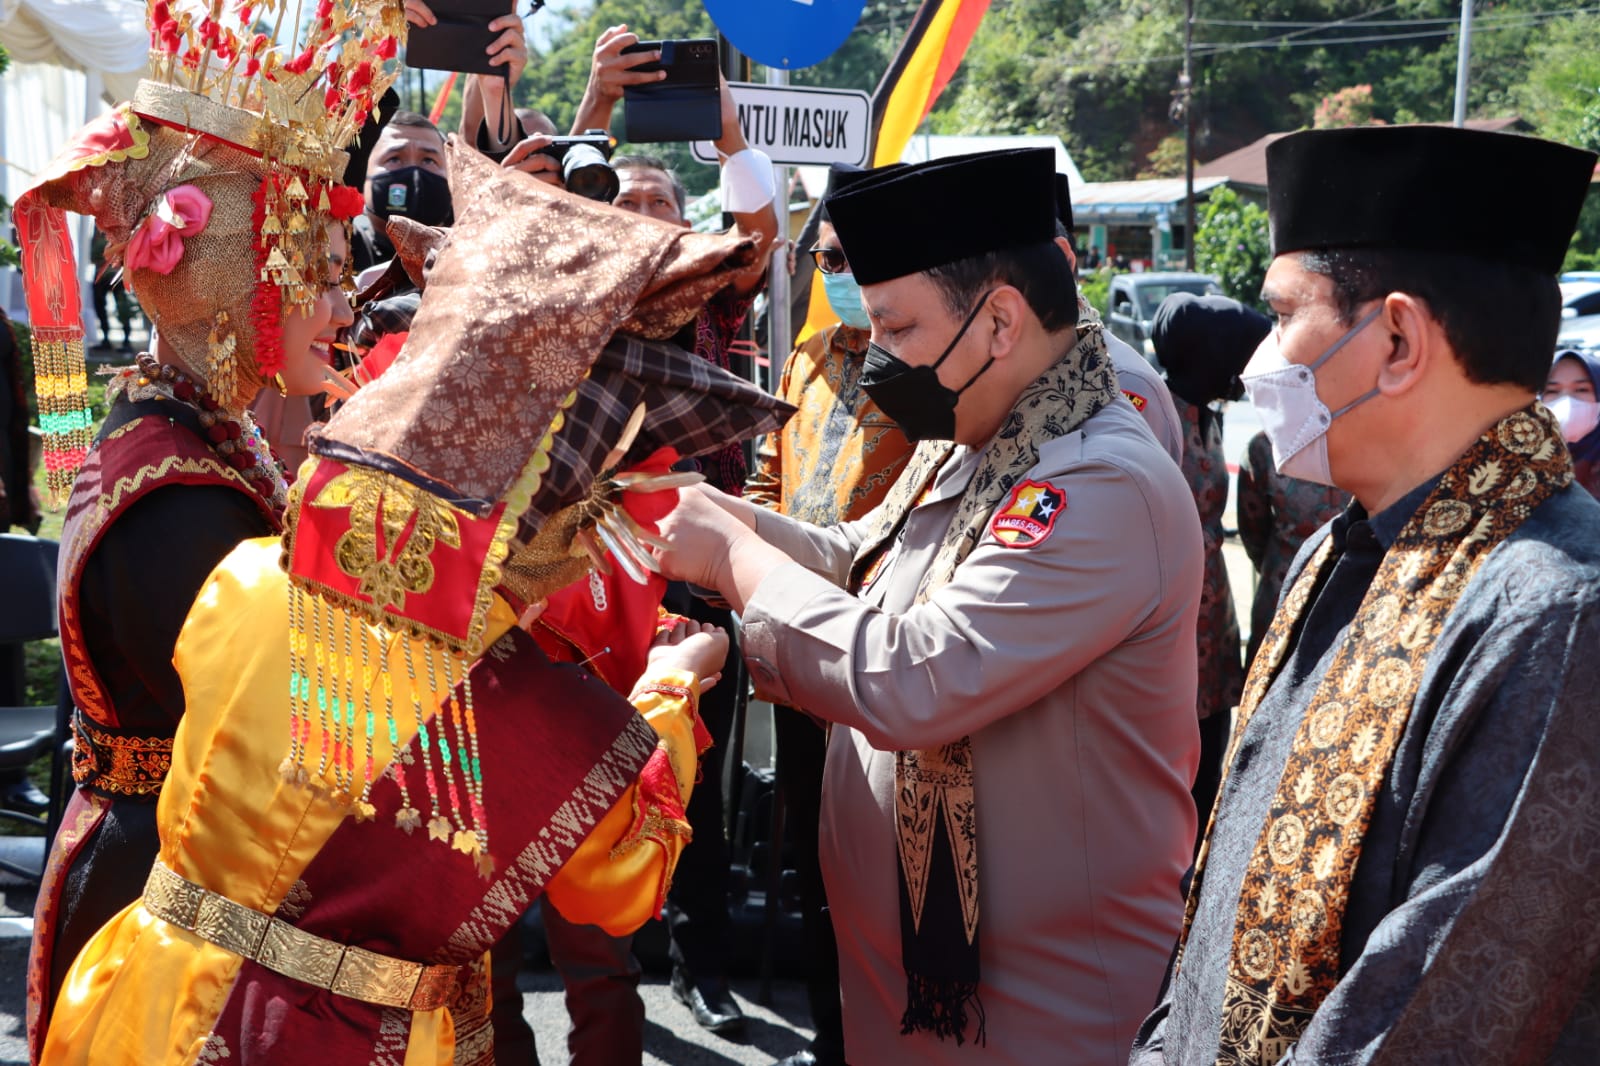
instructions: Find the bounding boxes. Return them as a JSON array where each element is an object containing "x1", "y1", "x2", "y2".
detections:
[
  {"x1": 617, "y1": 743, "x2": 692, "y2": 916},
  {"x1": 988, "y1": 478, "x2": 1066, "y2": 548},
  {"x1": 16, "y1": 108, "x2": 147, "y2": 334},
  {"x1": 286, "y1": 457, "x2": 509, "y2": 650},
  {"x1": 535, "y1": 446, "x2": 679, "y2": 691}
]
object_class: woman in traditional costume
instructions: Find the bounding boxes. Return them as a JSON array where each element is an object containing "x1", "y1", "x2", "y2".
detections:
[
  {"x1": 17, "y1": 1, "x2": 400, "y2": 1051},
  {"x1": 35, "y1": 103, "x2": 792, "y2": 1062}
]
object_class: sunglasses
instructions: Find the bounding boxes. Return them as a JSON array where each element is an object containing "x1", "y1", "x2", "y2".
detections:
[{"x1": 808, "y1": 245, "x2": 850, "y2": 275}]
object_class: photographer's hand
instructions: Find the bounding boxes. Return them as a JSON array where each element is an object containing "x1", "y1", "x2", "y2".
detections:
[
  {"x1": 502, "y1": 133, "x2": 564, "y2": 187},
  {"x1": 571, "y1": 24, "x2": 664, "y2": 135},
  {"x1": 463, "y1": 14, "x2": 528, "y2": 150}
]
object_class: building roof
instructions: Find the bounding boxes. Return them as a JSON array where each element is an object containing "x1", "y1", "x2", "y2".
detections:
[
  {"x1": 796, "y1": 133, "x2": 1085, "y2": 202},
  {"x1": 1072, "y1": 176, "x2": 1229, "y2": 218},
  {"x1": 1195, "y1": 118, "x2": 1531, "y2": 187}
]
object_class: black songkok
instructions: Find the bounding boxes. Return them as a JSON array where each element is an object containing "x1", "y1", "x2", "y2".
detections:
[
  {"x1": 828, "y1": 148, "x2": 1059, "y2": 285},
  {"x1": 1266, "y1": 125, "x2": 1595, "y2": 275}
]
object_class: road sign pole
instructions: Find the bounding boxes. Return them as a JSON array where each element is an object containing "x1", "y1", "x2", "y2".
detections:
[{"x1": 766, "y1": 66, "x2": 791, "y2": 393}]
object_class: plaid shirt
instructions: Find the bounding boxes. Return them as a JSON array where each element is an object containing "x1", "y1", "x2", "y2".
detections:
[{"x1": 677, "y1": 287, "x2": 756, "y2": 495}]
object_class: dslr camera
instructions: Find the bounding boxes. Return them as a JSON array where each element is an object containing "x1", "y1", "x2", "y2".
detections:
[{"x1": 538, "y1": 130, "x2": 619, "y2": 203}]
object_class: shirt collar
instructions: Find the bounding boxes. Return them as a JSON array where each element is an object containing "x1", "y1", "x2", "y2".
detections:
[
  {"x1": 1334, "y1": 473, "x2": 1444, "y2": 554},
  {"x1": 1369, "y1": 474, "x2": 1443, "y2": 549}
]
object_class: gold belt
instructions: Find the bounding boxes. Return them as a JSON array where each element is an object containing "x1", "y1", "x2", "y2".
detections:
[{"x1": 142, "y1": 862, "x2": 458, "y2": 1011}]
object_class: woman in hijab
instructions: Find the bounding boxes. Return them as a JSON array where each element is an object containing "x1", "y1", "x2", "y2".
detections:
[
  {"x1": 1150, "y1": 292, "x2": 1269, "y2": 842},
  {"x1": 1543, "y1": 348, "x2": 1600, "y2": 498}
]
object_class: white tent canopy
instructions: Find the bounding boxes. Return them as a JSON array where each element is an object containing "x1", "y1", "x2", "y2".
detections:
[
  {"x1": 0, "y1": 0, "x2": 145, "y2": 101},
  {"x1": 0, "y1": 0, "x2": 143, "y2": 321}
]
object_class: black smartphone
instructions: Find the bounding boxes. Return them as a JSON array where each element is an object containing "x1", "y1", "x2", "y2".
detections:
[
  {"x1": 405, "y1": 0, "x2": 514, "y2": 76},
  {"x1": 620, "y1": 38, "x2": 722, "y2": 144}
]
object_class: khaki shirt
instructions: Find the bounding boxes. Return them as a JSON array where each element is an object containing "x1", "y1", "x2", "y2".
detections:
[
  {"x1": 741, "y1": 399, "x2": 1204, "y2": 1064},
  {"x1": 1107, "y1": 331, "x2": 1185, "y2": 466}
]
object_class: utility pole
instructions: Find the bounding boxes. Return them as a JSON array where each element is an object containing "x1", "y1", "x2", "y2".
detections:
[
  {"x1": 1452, "y1": 0, "x2": 1473, "y2": 127},
  {"x1": 1183, "y1": 0, "x2": 1196, "y2": 269}
]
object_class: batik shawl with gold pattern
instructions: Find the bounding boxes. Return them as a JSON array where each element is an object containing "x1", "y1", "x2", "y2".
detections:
[{"x1": 1176, "y1": 403, "x2": 1573, "y2": 1064}]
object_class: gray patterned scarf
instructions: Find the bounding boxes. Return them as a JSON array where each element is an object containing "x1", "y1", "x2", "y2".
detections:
[{"x1": 847, "y1": 312, "x2": 1117, "y2": 1044}]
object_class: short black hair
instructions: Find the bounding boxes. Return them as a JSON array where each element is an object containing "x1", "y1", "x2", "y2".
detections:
[
  {"x1": 924, "y1": 240, "x2": 1079, "y2": 334},
  {"x1": 387, "y1": 110, "x2": 443, "y2": 140},
  {"x1": 612, "y1": 154, "x2": 688, "y2": 216},
  {"x1": 1297, "y1": 249, "x2": 1558, "y2": 392}
]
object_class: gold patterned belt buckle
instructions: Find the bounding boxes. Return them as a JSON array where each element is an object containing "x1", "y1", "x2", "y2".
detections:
[{"x1": 142, "y1": 862, "x2": 456, "y2": 1012}]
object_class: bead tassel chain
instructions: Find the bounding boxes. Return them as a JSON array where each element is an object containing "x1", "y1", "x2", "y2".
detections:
[
  {"x1": 405, "y1": 640, "x2": 446, "y2": 842},
  {"x1": 312, "y1": 596, "x2": 332, "y2": 785},
  {"x1": 355, "y1": 619, "x2": 377, "y2": 821},
  {"x1": 34, "y1": 331, "x2": 92, "y2": 503}
]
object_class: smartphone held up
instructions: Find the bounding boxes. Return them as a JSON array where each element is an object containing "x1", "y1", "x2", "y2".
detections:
[{"x1": 620, "y1": 38, "x2": 723, "y2": 144}]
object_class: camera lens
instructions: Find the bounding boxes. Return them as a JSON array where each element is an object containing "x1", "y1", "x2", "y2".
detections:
[{"x1": 563, "y1": 144, "x2": 620, "y2": 203}]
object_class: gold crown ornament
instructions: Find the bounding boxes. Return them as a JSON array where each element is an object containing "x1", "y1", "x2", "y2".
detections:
[{"x1": 16, "y1": 0, "x2": 405, "y2": 501}]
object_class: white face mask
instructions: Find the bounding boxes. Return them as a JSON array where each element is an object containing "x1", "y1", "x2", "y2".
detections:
[
  {"x1": 1240, "y1": 305, "x2": 1383, "y2": 486},
  {"x1": 1546, "y1": 394, "x2": 1600, "y2": 443}
]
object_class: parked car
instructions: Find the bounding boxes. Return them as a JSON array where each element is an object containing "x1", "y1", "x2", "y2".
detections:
[
  {"x1": 1558, "y1": 314, "x2": 1600, "y2": 355},
  {"x1": 1559, "y1": 280, "x2": 1600, "y2": 342},
  {"x1": 1106, "y1": 272, "x2": 1225, "y2": 363}
]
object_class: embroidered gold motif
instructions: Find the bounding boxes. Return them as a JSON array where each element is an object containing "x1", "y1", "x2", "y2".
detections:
[
  {"x1": 103, "y1": 418, "x2": 146, "y2": 442},
  {"x1": 197, "y1": 1035, "x2": 231, "y2": 1064},
  {"x1": 71, "y1": 716, "x2": 174, "y2": 797},
  {"x1": 310, "y1": 466, "x2": 464, "y2": 611}
]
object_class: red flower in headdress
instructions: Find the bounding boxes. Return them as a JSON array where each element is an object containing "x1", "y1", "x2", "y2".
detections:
[
  {"x1": 375, "y1": 37, "x2": 397, "y2": 60},
  {"x1": 326, "y1": 185, "x2": 366, "y2": 220},
  {"x1": 346, "y1": 60, "x2": 373, "y2": 95},
  {"x1": 283, "y1": 48, "x2": 317, "y2": 75}
]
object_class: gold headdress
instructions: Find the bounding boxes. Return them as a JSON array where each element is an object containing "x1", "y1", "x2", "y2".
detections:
[
  {"x1": 278, "y1": 145, "x2": 794, "y2": 874},
  {"x1": 17, "y1": 0, "x2": 404, "y2": 499}
]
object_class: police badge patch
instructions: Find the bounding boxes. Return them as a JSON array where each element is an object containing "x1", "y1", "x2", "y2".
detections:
[{"x1": 989, "y1": 479, "x2": 1067, "y2": 548}]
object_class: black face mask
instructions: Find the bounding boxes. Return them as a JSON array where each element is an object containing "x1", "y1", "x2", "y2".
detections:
[
  {"x1": 368, "y1": 166, "x2": 453, "y2": 227},
  {"x1": 860, "y1": 290, "x2": 995, "y2": 442}
]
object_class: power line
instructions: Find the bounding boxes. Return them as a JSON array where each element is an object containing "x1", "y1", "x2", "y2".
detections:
[
  {"x1": 1194, "y1": 6, "x2": 1600, "y2": 28},
  {"x1": 1059, "y1": 3, "x2": 1593, "y2": 70},
  {"x1": 1195, "y1": 6, "x2": 1600, "y2": 53}
]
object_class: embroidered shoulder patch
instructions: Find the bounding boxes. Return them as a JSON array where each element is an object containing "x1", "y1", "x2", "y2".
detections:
[
  {"x1": 989, "y1": 479, "x2": 1066, "y2": 548},
  {"x1": 1122, "y1": 389, "x2": 1149, "y2": 412}
]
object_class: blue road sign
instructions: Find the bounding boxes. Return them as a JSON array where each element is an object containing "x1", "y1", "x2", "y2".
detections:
[{"x1": 703, "y1": 0, "x2": 867, "y2": 70}]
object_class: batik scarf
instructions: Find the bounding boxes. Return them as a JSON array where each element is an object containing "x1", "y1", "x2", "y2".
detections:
[
  {"x1": 1176, "y1": 404, "x2": 1573, "y2": 1064},
  {"x1": 847, "y1": 315, "x2": 1116, "y2": 1044}
]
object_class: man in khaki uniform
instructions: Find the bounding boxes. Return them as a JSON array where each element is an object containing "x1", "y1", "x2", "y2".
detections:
[{"x1": 657, "y1": 149, "x2": 1203, "y2": 1064}]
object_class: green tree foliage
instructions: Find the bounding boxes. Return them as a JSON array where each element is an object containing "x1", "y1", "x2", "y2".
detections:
[
  {"x1": 470, "y1": 0, "x2": 1600, "y2": 258},
  {"x1": 1139, "y1": 133, "x2": 1186, "y2": 178},
  {"x1": 0, "y1": 42, "x2": 15, "y2": 271},
  {"x1": 939, "y1": 0, "x2": 1600, "y2": 181},
  {"x1": 1193, "y1": 187, "x2": 1270, "y2": 310},
  {"x1": 1313, "y1": 84, "x2": 1380, "y2": 128},
  {"x1": 1515, "y1": 13, "x2": 1600, "y2": 147}
]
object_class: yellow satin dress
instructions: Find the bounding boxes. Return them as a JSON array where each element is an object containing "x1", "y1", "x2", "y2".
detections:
[{"x1": 39, "y1": 537, "x2": 701, "y2": 1065}]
